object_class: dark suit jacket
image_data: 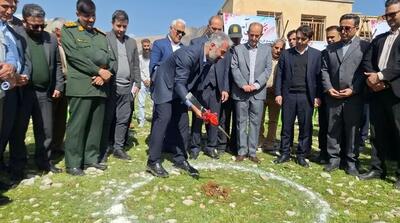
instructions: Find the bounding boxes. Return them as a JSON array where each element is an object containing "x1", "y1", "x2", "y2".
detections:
[
  {"x1": 362, "y1": 31, "x2": 400, "y2": 98},
  {"x1": 106, "y1": 31, "x2": 141, "y2": 94},
  {"x1": 149, "y1": 36, "x2": 183, "y2": 78},
  {"x1": 151, "y1": 43, "x2": 208, "y2": 105},
  {"x1": 321, "y1": 36, "x2": 369, "y2": 94},
  {"x1": 190, "y1": 36, "x2": 229, "y2": 93},
  {"x1": 8, "y1": 25, "x2": 31, "y2": 78},
  {"x1": 20, "y1": 31, "x2": 64, "y2": 97},
  {"x1": 275, "y1": 47, "x2": 322, "y2": 104}
]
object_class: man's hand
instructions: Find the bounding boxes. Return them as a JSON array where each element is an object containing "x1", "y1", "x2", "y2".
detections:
[
  {"x1": 191, "y1": 105, "x2": 202, "y2": 119},
  {"x1": 221, "y1": 91, "x2": 229, "y2": 103},
  {"x1": 98, "y1": 68, "x2": 112, "y2": 82},
  {"x1": 144, "y1": 79, "x2": 151, "y2": 88},
  {"x1": 371, "y1": 81, "x2": 387, "y2": 92},
  {"x1": 365, "y1": 72, "x2": 381, "y2": 86},
  {"x1": 339, "y1": 88, "x2": 353, "y2": 98},
  {"x1": 52, "y1": 90, "x2": 61, "y2": 98},
  {"x1": 250, "y1": 84, "x2": 257, "y2": 92},
  {"x1": 314, "y1": 98, "x2": 321, "y2": 107},
  {"x1": 131, "y1": 86, "x2": 139, "y2": 97},
  {"x1": 16, "y1": 74, "x2": 29, "y2": 86},
  {"x1": 91, "y1": 76, "x2": 104, "y2": 86},
  {"x1": 0, "y1": 63, "x2": 15, "y2": 80},
  {"x1": 275, "y1": 96, "x2": 283, "y2": 106},
  {"x1": 242, "y1": 85, "x2": 252, "y2": 92},
  {"x1": 328, "y1": 88, "x2": 342, "y2": 99}
]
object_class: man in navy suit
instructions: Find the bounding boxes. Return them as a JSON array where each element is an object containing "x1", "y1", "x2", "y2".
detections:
[
  {"x1": 274, "y1": 25, "x2": 322, "y2": 167},
  {"x1": 147, "y1": 32, "x2": 232, "y2": 178},
  {"x1": 189, "y1": 15, "x2": 230, "y2": 159},
  {"x1": 148, "y1": 18, "x2": 185, "y2": 155},
  {"x1": 149, "y1": 18, "x2": 185, "y2": 77}
]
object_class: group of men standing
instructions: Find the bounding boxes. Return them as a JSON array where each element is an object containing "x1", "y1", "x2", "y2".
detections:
[
  {"x1": 146, "y1": 0, "x2": 400, "y2": 190},
  {"x1": 0, "y1": 0, "x2": 398, "y2": 191}
]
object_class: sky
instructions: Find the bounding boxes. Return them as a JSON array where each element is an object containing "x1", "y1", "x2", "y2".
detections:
[{"x1": 16, "y1": 0, "x2": 385, "y2": 37}]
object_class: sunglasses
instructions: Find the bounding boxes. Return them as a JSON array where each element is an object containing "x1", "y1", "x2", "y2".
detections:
[
  {"x1": 29, "y1": 23, "x2": 47, "y2": 30},
  {"x1": 383, "y1": 10, "x2": 400, "y2": 19},
  {"x1": 173, "y1": 27, "x2": 185, "y2": 37},
  {"x1": 210, "y1": 26, "x2": 223, "y2": 32},
  {"x1": 338, "y1": 26, "x2": 355, "y2": 32}
]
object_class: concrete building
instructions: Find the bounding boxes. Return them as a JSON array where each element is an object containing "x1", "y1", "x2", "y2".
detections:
[{"x1": 220, "y1": 0, "x2": 354, "y2": 41}]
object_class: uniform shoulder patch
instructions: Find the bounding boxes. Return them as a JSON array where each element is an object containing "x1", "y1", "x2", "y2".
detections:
[
  {"x1": 94, "y1": 28, "x2": 106, "y2": 36},
  {"x1": 64, "y1": 21, "x2": 77, "y2": 28}
]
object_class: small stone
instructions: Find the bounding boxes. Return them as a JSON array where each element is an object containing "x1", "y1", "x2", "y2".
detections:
[
  {"x1": 165, "y1": 219, "x2": 177, "y2": 223},
  {"x1": 229, "y1": 203, "x2": 236, "y2": 208},
  {"x1": 52, "y1": 211, "x2": 59, "y2": 216},
  {"x1": 32, "y1": 204, "x2": 40, "y2": 208},
  {"x1": 320, "y1": 172, "x2": 331, "y2": 178},
  {"x1": 349, "y1": 181, "x2": 355, "y2": 186},
  {"x1": 41, "y1": 177, "x2": 52, "y2": 186},
  {"x1": 361, "y1": 200, "x2": 368, "y2": 205},
  {"x1": 91, "y1": 212, "x2": 101, "y2": 217},
  {"x1": 23, "y1": 216, "x2": 32, "y2": 220},
  {"x1": 141, "y1": 191, "x2": 150, "y2": 196},
  {"x1": 165, "y1": 208, "x2": 172, "y2": 213},
  {"x1": 344, "y1": 210, "x2": 350, "y2": 215},
  {"x1": 33, "y1": 218, "x2": 41, "y2": 222},
  {"x1": 39, "y1": 185, "x2": 51, "y2": 190},
  {"x1": 208, "y1": 199, "x2": 214, "y2": 204},
  {"x1": 148, "y1": 215, "x2": 155, "y2": 220},
  {"x1": 286, "y1": 210, "x2": 296, "y2": 217},
  {"x1": 92, "y1": 191, "x2": 102, "y2": 196},
  {"x1": 93, "y1": 219, "x2": 102, "y2": 223},
  {"x1": 29, "y1": 198, "x2": 37, "y2": 204},
  {"x1": 200, "y1": 203, "x2": 206, "y2": 209},
  {"x1": 371, "y1": 214, "x2": 379, "y2": 220},
  {"x1": 326, "y1": 188, "x2": 334, "y2": 195},
  {"x1": 52, "y1": 183, "x2": 63, "y2": 188},
  {"x1": 260, "y1": 174, "x2": 269, "y2": 181},
  {"x1": 182, "y1": 199, "x2": 194, "y2": 206},
  {"x1": 32, "y1": 212, "x2": 40, "y2": 216},
  {"x1": 21, "y1": 177, "x2": 36, "y2": 186}
]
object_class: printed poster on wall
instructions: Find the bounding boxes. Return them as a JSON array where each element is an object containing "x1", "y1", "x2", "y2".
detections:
[{"x1": 223, "y1": 13, "x2": 278, "y2": 44}]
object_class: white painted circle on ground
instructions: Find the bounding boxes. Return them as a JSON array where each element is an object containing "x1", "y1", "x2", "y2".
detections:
[{"x1": 105, "y1": 162, "x2": 332, "y2": 223}]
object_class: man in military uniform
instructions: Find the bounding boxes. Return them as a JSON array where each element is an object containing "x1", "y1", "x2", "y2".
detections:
[{"x1": 62, "y1": 0, "x2": 114, "y2": 176}]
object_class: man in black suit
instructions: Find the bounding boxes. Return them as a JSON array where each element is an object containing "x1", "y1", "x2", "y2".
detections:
[
  {"x1": 360, "y1": 0, "x2": 400, "y2": 189},
  {"x1": 10, "y1": 4, "x2": 64, "y2": 176},
  {"x1": 189, "y1": 15, "x2": 230, "y2": 160},
  {"x1": 274, "y1": 25, "x2": 322, "y2": 168},
  {"x1": 147, "y1": 32, "x2": 231, "y2": 178}
]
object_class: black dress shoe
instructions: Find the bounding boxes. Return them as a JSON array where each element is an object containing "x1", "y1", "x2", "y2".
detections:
[
  {"x1": 274, "y1": 154, "x2": 290, "y2": 164},
  {"x1": 49, "y1": 163, "x2": 63, "y2": 173},
  {"x1": 66, "y1": 168, "x2": 85, "y2": 176},
  {"x1": 146, "y1": 163, "x2": 169, "y2": 178},
  {"x1": 84, "y1": 163, "x2": 107, "y2": 171},
  {"x1": 113, "y1": 149, "x2": 131, "y2": 160},
  {"x1": 204, "y1": 148, "x2": 219, "y2": 159},
  {"x1": 189, "y1": 150, "x2": 200, "y2": 160},
  {"x1": 323, "y1": 162, "x2": 340, "y2": 172},
  {"x1": 296, "y1": 157, "x2": 309, "y2": 168},
  {"x1": 174, "y1": 160, "x2": 199, "y2": 178},
  {"x1": 359, "y1": 170, "x2": 385, "y2": 180},
  {"x1": 345, "y1": 166, "x2": 359, "y2": 176}
]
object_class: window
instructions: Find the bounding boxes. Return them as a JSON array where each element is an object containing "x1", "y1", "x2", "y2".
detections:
[
  {"x1": 301, "y1": 14, "x2": 326, "y2": 41},
  {"x1": 257, "y1": 11, "x2": 282, "y2": 38}
]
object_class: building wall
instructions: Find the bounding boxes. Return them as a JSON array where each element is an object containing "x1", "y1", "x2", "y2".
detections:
[{"x1": 221, "y1": 0, "x2": 353, "y2": 40}]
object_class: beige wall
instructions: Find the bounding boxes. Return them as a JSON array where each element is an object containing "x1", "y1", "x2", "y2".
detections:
[{"x1": 221, "y1": 0, "x2": 353, "y2": 39}]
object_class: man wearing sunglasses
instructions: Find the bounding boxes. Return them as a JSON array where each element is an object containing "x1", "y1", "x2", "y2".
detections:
[
  {"x1": 360, "y1": 0, "x2": 400, "y2": 190},
  {"x1": 11, "y1": 3, "x2": 64, "y2": 176},
  {"x1": 321, "y1": 14, "x2": 369, "y2": 176},
  {"x1": 189, "y1": 15, "x2": 230, "y2": 160}
]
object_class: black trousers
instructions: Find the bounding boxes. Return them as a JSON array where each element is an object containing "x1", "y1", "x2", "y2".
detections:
[
  {"x1": 0, "y1": 89, "x2": 18, "y2": 163},
  {"x1": 9, "y1": 87, "x2": 53, "y2": 172},
  {"x1": 369, "y1": 89, "x2": 400, "y2": 175},
  {"x1": 280, "y1": 92, "x2": 313, "y2": 157},
  {"x1": 50, "y1": 94, "x2": 68, "y2": 152},
  {"x1": 100, "y1": 92, "x2": 134, "y2": 160},
  {"x1": 148, "y1": 99, "x2": 189, "y2": 165},
  {"x1": 317, "y1": 95, "x2": 328, "y2": 159},
  {"x1": 218, "y1": 96, "x2": 237, "y2": 154},
  {"x1": 191, "y1": 86, "x2": 221, "y2": 152}
]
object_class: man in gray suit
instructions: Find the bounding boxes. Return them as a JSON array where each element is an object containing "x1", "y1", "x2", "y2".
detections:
[
  {"x1": 321, "y1": 14, "x2": 369, "y2": 176},
  {"x1": 11, "y1": 4, "x2": 64, "y2": 175},
  {"x1": 100, "y1": 10, "x2": 141, "y2": 162},
  {"x1": 231, "y1": 22, "x2": 272, "y2": 164}
]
